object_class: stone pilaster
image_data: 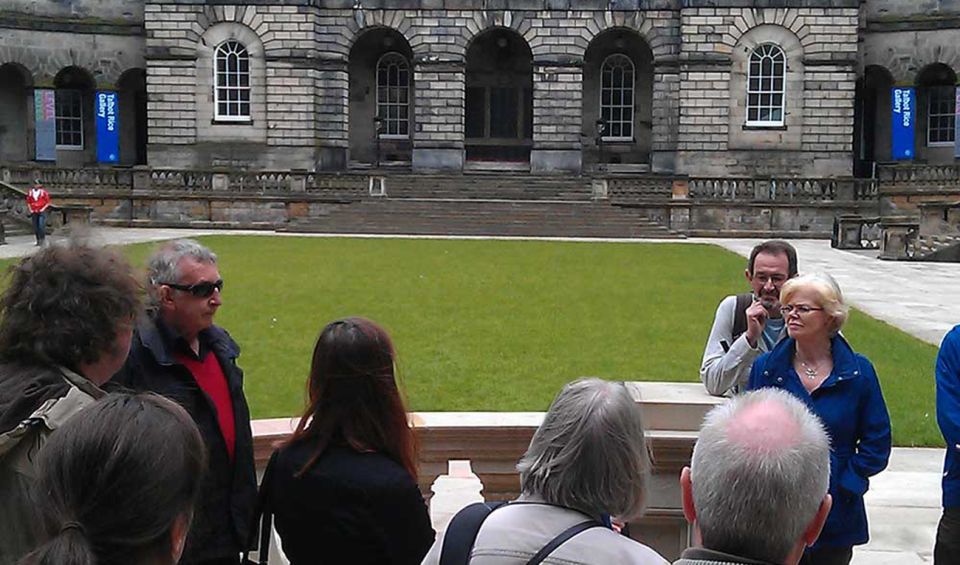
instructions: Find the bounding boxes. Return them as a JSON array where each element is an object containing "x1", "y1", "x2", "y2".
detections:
[
  {"x1": 531, "y1": 63, "x2": 583, "y2": 174},
  {"x1": 412, "y1": 60, "x2": 465, "y2": 172}
]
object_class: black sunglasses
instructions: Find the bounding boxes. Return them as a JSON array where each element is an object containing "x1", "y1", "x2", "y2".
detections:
[{"x1": 163, "y1": 279, "x2": 224, "y2": 298}]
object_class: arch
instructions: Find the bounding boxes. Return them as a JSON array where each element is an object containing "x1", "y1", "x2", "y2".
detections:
[
  {"x1": 581, "y1": 14, "x2": 672, "y2": 62},
  {"x1": 53, "y1": 66, "x2": 96, "y2": 151},
  {"x1": 117, "y1": 68, "x2": 148, "y2": 165},
  {"x1": 582, "y1": 28, "x2": 654, "y2": 167},
  {"x1": 729, "y1": 25, "x2": 805, "y2": 150},
  {"x1": 853, "y1": 65, "x2": 896, "y2": 171},
  {"x1": 464, "y1": 27, "x2": 533, "y2": 163},
  {"x1": 0, "y1": 63, "x2": 33, "y2": 162},
  {"x1": 195, "y1": 22, "x2": 266, "y2": 143},
  {"x1": 916, "y1": 63, "x2": 957, "y2": 149},
  {"x1": 348, "y1": 27, "x2": 415, "y2": 165},
  {"x1": 346, "y1": 16, "x2": 416, "y2": 59},
  {"x1": 462, "y1": 12, "x2": 535, "y2": 59}
]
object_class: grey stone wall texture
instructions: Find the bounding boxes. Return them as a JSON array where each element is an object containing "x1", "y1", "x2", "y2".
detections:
[{"x1": 0, "y1": 0, "x2": 957, "y2": 176}]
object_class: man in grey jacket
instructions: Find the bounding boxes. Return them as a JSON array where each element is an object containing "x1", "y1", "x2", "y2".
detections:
[
  {"x1": 0, "y1": 243, "x2": 140, "y2": 565},
  {"x1": 699, "y1": 240, "x2": 798, "y2": 396},
  {"x1": 675, "y1": 389, "x2": 832, "y2": 565}
]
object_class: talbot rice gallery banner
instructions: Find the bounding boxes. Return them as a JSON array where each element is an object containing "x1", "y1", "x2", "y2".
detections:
[
  {"x1": 891, "y1": 87, "x2": 915, "y2": 161},
  {"x1": 34, "y1": 90, "x2": 56, "y2": 161},
  {"x1": 95, "y1": 90, "x2": 119, "y2": 163},
  {"x1": 955, "y1": 86, "x2": 960, "y2": 158}
]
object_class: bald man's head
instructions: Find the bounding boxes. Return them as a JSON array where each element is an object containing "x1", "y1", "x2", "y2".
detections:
[{"x1": 688, "y1": 389, "x2": 830, "y2": 564}]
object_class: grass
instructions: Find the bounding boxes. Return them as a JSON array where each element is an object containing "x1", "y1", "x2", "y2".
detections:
[{"x1": 8, "y1": 235, "x2": 945, "y2": 447}]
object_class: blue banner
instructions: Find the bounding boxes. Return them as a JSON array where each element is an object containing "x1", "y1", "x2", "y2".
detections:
[
  {"x1": 891, "y1": 87, "x2": 915, "y2": 161},
  {"x1": 95, "y1": 90, "x2": 119, "y2": 163},
  {"x1": 955, "y1": 87, "x2": 960, "y2": 159},
  {"x1": 34, "y1": 90, "x2": 56, "y2": 161}
]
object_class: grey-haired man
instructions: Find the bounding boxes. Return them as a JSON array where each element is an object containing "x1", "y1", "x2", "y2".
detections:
[{"x1": 676, "y1": 388, "x2": 832, "y2": 565}]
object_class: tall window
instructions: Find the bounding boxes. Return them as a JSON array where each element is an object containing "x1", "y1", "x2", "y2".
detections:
[
  {"x1": 376, "y1": 53, "x2": 410, "y2": 137},
  {"x1": 600, "y1": 54, "x2": 634, "y2": 140},
  {"x1": 928, "y1": 85, "x2": 956, "y2": 145},
  {"x1": 55, "y1": 90, "x2": 83, "y2": 148},
  {"x1": 215, "y1": 41, "x2": 251, "y2": 121},
  {"x1": 747, "y1": 44, "x2": 786, "y2": 126}
]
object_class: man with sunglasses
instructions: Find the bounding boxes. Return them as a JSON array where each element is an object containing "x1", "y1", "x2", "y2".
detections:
[
  {"x1": 114, "y1": 239, "x2": 256, "y2": 565},
  {"x1": 699, "y1": 240, "x2": 799, "y2": 397}
]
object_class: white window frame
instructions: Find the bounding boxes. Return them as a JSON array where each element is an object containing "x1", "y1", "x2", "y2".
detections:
[
  {"x1": 746, "y1": 44, "x2": 786, "y2": 127},
  {"x1": 55, "y1": 89, "x2": 84, "y2": 150},
  {"x1": 599, "y1": 54, "x2": 635, "y2": 142},
  {"x1": 927, "y1": 85, "x2": 956, "y2": 147},
  {"x1": 376, "y1": 52, "x2": 410, "y2": 139},
  {"x1": 214, "y1": 40, "x2": 252, "y2": 122}
]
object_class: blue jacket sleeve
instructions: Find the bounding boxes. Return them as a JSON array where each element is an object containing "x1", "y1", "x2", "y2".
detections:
[
  {"x1": 937, "y1": 327, "x2": 960, "y2": 454},
  {"x1": 838, "y1": 356, "x2": 892, "y2": 496}
]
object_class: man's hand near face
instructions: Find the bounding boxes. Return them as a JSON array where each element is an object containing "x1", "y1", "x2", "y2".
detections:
[{"x1": 744, "y1": 297, "x2": 769, "y2": 348}]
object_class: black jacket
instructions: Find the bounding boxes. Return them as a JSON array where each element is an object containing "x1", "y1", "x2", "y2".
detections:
[
  {"x1": 267, "y1": 443, "x2": 435, "y2": 565},
  {"x1": 113, "y1": 316, "x2": 257, "y2": 564}
]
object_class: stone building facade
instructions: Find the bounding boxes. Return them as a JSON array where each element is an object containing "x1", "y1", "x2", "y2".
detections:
[{"x1": 0, "y1": 0, "x2": 957, "y2": 178}]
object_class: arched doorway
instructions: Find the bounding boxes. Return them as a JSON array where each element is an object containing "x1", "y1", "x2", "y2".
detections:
[
  {"x1": 916, "y1": 63, "x2": 957, "y2": 163},
  {"x1": 53, "y1": 66, "x2": 96, "y2": 166},
  {"x1": 349, "y1": 27, "x2": 414, "y2": 167},
  {"x1": 464, "y1": 28, "x2": 533, "y2": 163},
  {"x1": 118, "y1": 68, "x2": 148, "y2": 165},
  {"x1": 853, "y1": 65, "x2": 894, "y2": 176},
  {"x1": 582, "y1": 29, "x2": 654, "y2": 169},
  {"x1": 0, "y1": 63, "x2": 32, "y2": 163}
]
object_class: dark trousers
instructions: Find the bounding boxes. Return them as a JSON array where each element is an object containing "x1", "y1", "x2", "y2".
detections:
[
  {"x1": 799, "y1": 545, "x2": 853, "y2": 565},
  {"x1": 936, "y1": 507, "x2": 960, "y2": 565},
  {"x1": 31, "y1": 212, "x2": 45, "y2": 244}
]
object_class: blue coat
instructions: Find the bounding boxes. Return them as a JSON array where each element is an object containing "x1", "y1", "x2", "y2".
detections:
[
  {"x1": 937, "y1": 325, "x2": 960, "y2": 508},
  {"x1": 748, "y1": 334, "x2": 891, "y2": 548}
]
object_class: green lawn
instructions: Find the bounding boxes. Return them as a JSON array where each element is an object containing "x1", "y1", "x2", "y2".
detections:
[{"x1": 11, "y1": 236, "x2": 945, "y2": 446}]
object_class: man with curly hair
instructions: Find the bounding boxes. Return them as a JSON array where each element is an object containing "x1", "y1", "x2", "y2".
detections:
[{"x1": 0, "y1": 242, "x2": 141, "y2": 565}]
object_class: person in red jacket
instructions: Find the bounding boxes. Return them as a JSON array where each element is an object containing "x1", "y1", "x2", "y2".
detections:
[{"x1": 26, "y1": 180, "x2": 51, "y2": 246}]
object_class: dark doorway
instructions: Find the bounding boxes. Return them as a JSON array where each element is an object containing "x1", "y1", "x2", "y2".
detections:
[{"x1": 464, "y1": 28, "x2": 533, "y2": 162}]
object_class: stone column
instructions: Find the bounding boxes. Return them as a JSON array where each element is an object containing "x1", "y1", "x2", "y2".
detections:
[
  {"x1": 412, "y1": 59, "x2": 465, "y2": 172},
  {"x1": 315, "y1": 58, "x2": 349, "y2": 171},
  {"x1": 531, "y1": 62, "x2": 583, "y2": 174}
]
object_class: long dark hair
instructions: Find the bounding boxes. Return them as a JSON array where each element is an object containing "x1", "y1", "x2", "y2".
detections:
[
  {"x1": 23, "y1": 393, "x2": 206, "y2": 565},
  {"x1": 285, "y1": 317, "x2": 418, "y2": 480}
]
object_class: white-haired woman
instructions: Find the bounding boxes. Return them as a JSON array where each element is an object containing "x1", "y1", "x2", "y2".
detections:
[
  {"x1": 748, "y1": 273, "x2": 891, "y2": 565},
  {"x1": 421, "y1": 378, "x2": 667, "y2": 565}
]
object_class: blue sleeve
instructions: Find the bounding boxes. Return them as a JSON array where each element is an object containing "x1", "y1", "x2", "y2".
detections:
[
  {"x1": 937, "y1": 327, "x2": 960, "y2": 453},
  {"x1": 746, "y1": 353, "x2": 767, "y2": 391},
  {"x1": 839, "y1": 356, "x2": 892, "y2": 496}
]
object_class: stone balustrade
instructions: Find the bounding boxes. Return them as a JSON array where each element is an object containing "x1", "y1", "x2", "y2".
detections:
[{"x1": 251, "y1": 382, "x2": 722, "y2": 562}]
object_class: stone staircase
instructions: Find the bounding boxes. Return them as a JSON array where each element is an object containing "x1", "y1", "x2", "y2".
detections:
[
  {"x1": 285, "y1": 198, "x2": 679, "y2": 238},
  {"x1": 915, "y1": 234, "x2": 960, "y2": 261},
  {"x1": 374, "y1": 173, "x2": 595, "y2": 201}
]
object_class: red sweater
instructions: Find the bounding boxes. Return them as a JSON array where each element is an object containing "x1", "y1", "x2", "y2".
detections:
[{"x1": 176, "y1": 350, "x2": 236, "y2": 461}]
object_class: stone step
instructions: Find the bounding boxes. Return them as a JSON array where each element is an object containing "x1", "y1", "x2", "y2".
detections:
[
  {"x1": 374, "y1": 174, "x2": 594, "y2": 201},
  {"x1": 286, "y1": 199, "x2": 680, "y2": 239}
]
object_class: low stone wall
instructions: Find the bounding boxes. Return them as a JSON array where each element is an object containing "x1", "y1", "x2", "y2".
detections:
[{"x1": 251, "y1": 382, "x2": 723, "y2": 563}]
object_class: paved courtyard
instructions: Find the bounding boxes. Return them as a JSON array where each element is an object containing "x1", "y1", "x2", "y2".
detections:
[{"x1": 6, "y1": 228, "x2": 952, "y2": 563}]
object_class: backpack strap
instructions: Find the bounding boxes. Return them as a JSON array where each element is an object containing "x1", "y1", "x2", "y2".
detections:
[
  {"x1": 525, "y1": 520, "x2": 603, "y2": 565},
  {"x1": 731, "y1": 292, "x2": 754, "y2": 343},
  {"x1": 440, "y1": 500, "x2": 509, "y2": 565},
  {"x1": 242, "y1": 449, "x2": 280, "y2": 565}
]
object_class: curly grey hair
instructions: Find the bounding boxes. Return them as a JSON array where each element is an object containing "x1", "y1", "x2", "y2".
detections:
[{"x1": 517, "y1": 378, "x2": 650, "y2": 521}]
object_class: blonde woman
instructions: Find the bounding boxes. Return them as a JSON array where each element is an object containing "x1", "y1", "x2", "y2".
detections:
[{"x1": 747, "y1": 273, "x2": 891, "y2": 565}]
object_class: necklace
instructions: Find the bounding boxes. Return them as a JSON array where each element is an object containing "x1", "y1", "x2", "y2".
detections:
[{"x1": 798, "y1": 359, "x2": 821, "y2": 380}]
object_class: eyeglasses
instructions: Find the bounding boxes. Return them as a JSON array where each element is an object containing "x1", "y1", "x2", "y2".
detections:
[
  {"x1": 162, "y1": 279, "x2": 224, "y2": 298},
  {"x1": 780, "y1": 304, "x2": 824, "y2": 316}
]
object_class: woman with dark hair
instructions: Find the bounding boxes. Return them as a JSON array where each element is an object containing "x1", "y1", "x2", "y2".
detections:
[
  {"x1": 22, "y1": 392, "x2": 205, "y2": 565},
  {"x1": 265, "y1": 317, "x2": 435, "y2": 565}
]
